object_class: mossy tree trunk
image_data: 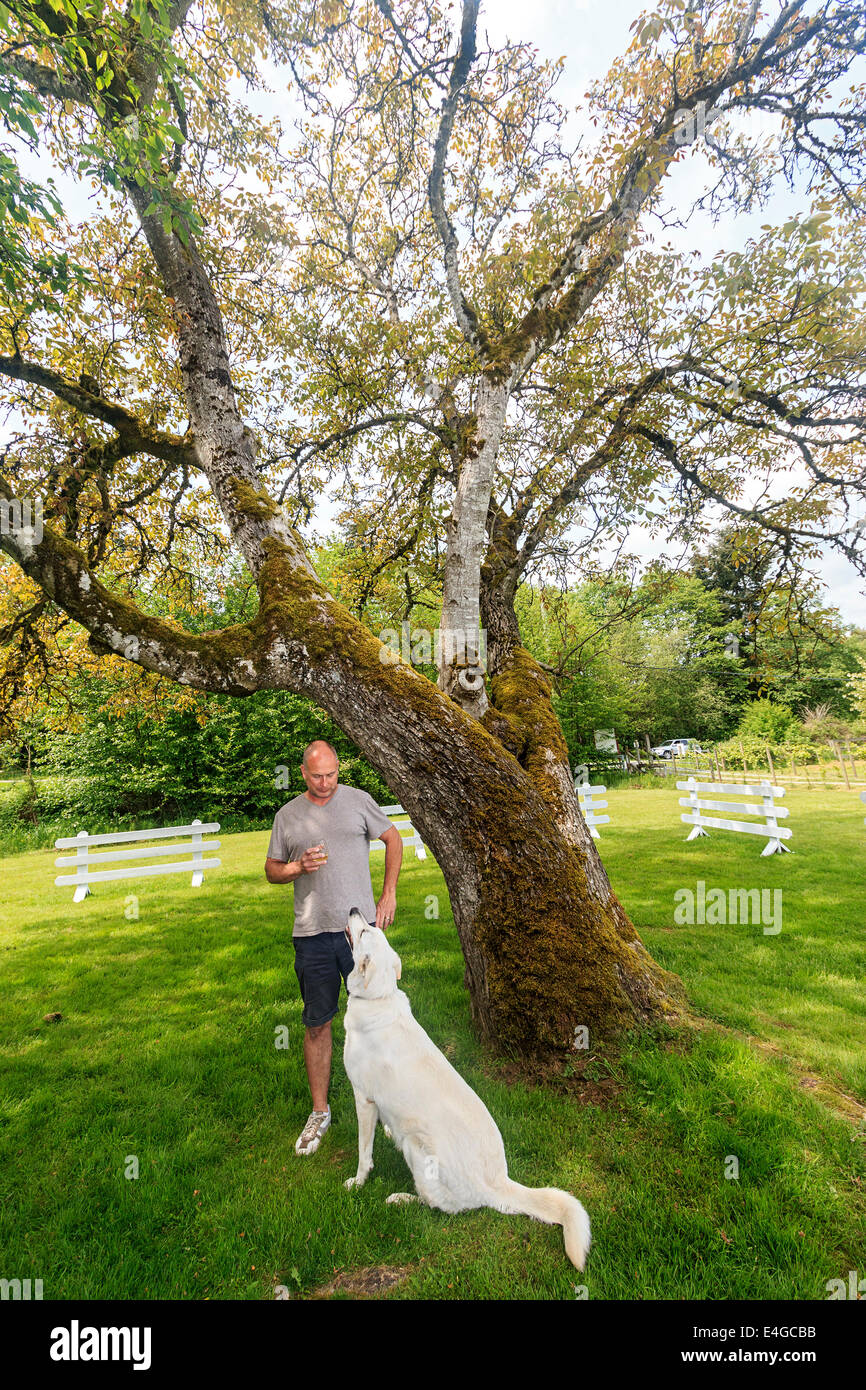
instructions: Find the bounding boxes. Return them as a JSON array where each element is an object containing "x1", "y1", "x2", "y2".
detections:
[{"x1": 480, "y1": 551, "x2": 654, "y2": 944}]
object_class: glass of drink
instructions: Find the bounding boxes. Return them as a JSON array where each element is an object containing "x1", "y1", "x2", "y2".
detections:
[{"x1": 315, "y1": 839, "x2": 328, "y2": 865}]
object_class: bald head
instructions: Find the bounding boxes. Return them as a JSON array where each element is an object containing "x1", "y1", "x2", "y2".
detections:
[
  {"x1": 301, "y1": 740, "x2": 339, "y2": 803},
  {"x1": 302, "y1": 740, "x2": 338, "y2": 769}
]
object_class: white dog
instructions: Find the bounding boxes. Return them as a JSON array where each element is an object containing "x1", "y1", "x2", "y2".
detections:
[{"x1": 342, "y1": 909, "x2": 591, "y2": 1270}]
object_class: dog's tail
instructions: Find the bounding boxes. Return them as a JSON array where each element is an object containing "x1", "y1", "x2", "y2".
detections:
[{"x1": 492, "y1": 1178, "x2": 591, "y2": 1271}]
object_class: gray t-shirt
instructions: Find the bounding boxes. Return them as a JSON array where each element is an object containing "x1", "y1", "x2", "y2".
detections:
[{"x1": 267, "y1": 784, "x2": 394, "y2": 937}]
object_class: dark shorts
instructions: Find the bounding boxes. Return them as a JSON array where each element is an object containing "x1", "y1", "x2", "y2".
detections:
[{"x1": 292, "y1": 930, "x2": 362, "y2": 1028}]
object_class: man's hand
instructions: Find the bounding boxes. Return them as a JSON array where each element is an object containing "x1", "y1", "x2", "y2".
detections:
[
  {"x1": 375, "y1": 888, "x2": 397, "y2": 933},
  {"x1": 264, "y1": 848, "x2": 323, "y2": 883},
  {"x1": 299, "y1": 845, "x2": 326, "y2": 873},
  {"x1": 376, "y1": 825, "x2": 402, "y2": 932}
]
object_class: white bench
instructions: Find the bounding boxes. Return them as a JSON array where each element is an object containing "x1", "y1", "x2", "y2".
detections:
[
  {"x1": 678, "y1": 779, "x2": 791, "y2": 856},
  {"x1": 577, "y1": 783, "x2": 610, "y2": 839},
  {"x1": 861, "y1": 790, "x2": 866, "y2": 827},
  {"x1": 55, "y1": 820, "x2": 221, "y2": 901},
  {"x1": 369, "y1": 805, "x2": 427, "y2": 860}
]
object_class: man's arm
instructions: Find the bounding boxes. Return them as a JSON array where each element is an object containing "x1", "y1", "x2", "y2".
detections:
[
  {"x1": 375, "y1": 825, "x2": 403, "y2": 930},
  {"x1": 265, "y1": 847, "x2": 324, "y2": 883},
  {"x1": 265, "y1": 856, "x2": 301, "y2": 883}
]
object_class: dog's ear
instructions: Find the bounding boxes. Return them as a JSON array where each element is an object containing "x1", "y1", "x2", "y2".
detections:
[{"x1": 359, "y1": 953, "x2": 373, "y2": 989}]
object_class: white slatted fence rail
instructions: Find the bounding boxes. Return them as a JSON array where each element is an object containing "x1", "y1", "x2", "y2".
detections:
[
  {"x1": 678, "y1": 779, "x2": 791, "y2": 856},
  {"x1": 370, "y1": 805, "x2": 427, "y2": 860},
  {"x1": 55, "y1": 820, "x2": 221, "y2": 901},
  {"x1": 577, "y1": 783, "x2": 609, "y2": 840}
]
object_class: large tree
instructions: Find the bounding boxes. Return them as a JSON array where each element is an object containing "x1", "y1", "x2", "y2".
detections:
[{"x1": 1, "y1": 0, "x2": 865, "y2": 1055}]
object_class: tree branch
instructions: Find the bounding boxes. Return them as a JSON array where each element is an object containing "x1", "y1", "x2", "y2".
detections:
[
  {"x1": 509, "y1": 0, "x2": 844, "y2": 375},
  {"x1": 0, "y1": 354, "x2": 198, "y2": 469},
  {"x1": 0, "y1": 471, "x2": 264, "y2": 693},
  {"x1": 426, "y1": 0, "x2": 491, "y2": 361}
]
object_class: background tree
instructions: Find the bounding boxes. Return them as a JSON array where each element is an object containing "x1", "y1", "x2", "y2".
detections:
[
  {"x1": 692, "y1": 525, "x2": 864, "y2": 711},
  {"x1": 518, "y1": 567, "x2": 750, "y2": 753}
]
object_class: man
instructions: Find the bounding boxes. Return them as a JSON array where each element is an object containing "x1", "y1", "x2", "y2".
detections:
[{"x1": 265, "y1": 739, "x2": 404, "y2": 1155}]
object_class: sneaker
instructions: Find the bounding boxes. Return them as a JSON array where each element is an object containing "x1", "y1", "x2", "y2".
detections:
[{"x1": 295, "y1": 1107, "x2": 331, "y2": 1155}]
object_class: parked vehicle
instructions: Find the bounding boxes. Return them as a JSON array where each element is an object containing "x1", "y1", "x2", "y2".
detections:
[{"x1": 652, "y1": 738, "x2": 704, "y2": 759}]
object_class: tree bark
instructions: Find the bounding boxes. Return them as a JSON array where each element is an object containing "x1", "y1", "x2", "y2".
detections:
[
  {"x1": 438, "y1": 374, "x2": 512, "y2": 717},
  {"x1": 480, "y1": 558, "x2": 647, "y2": 947}
]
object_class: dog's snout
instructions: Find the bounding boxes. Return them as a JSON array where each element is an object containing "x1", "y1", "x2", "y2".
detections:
[{"x1": 346, "y1": 907, "x2": 366, "y2": 948}]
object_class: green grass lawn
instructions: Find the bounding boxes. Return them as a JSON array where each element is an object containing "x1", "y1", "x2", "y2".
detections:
[
  {"x1": 601, "y1": 785, "x2": 866, "y2": 1103},
  {"x1": 0, "y1": 786, "x2": 864, "y2": 1300}
]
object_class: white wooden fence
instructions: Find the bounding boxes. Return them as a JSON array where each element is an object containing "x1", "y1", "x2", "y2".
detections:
[
  {"x1": 862, "y1": 789, "x2": 866, "y2": 827},
  {"x1": 577, "y1": 783, "x2": 610, "y2": 839},
  {"x1": 370, "y1": 805, "x2": 427, "y2": 860},
  {"x1": 54, "y1": 820, "x2": 221, "y2": 901},
  {"x1": 678, "y1": 779, "x2": 791, "y2": 856}
]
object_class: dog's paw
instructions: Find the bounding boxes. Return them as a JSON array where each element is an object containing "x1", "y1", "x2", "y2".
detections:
[
  {"x1": 383, "y1": 1125, "x2": 393, "y2": 1140},
  {"x1": 344, "y1": 1172, "x2": 369, "y2": 1191},
  {"x1": 385, "y1": 1191, "x2": 417, "y2": 1205}
]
